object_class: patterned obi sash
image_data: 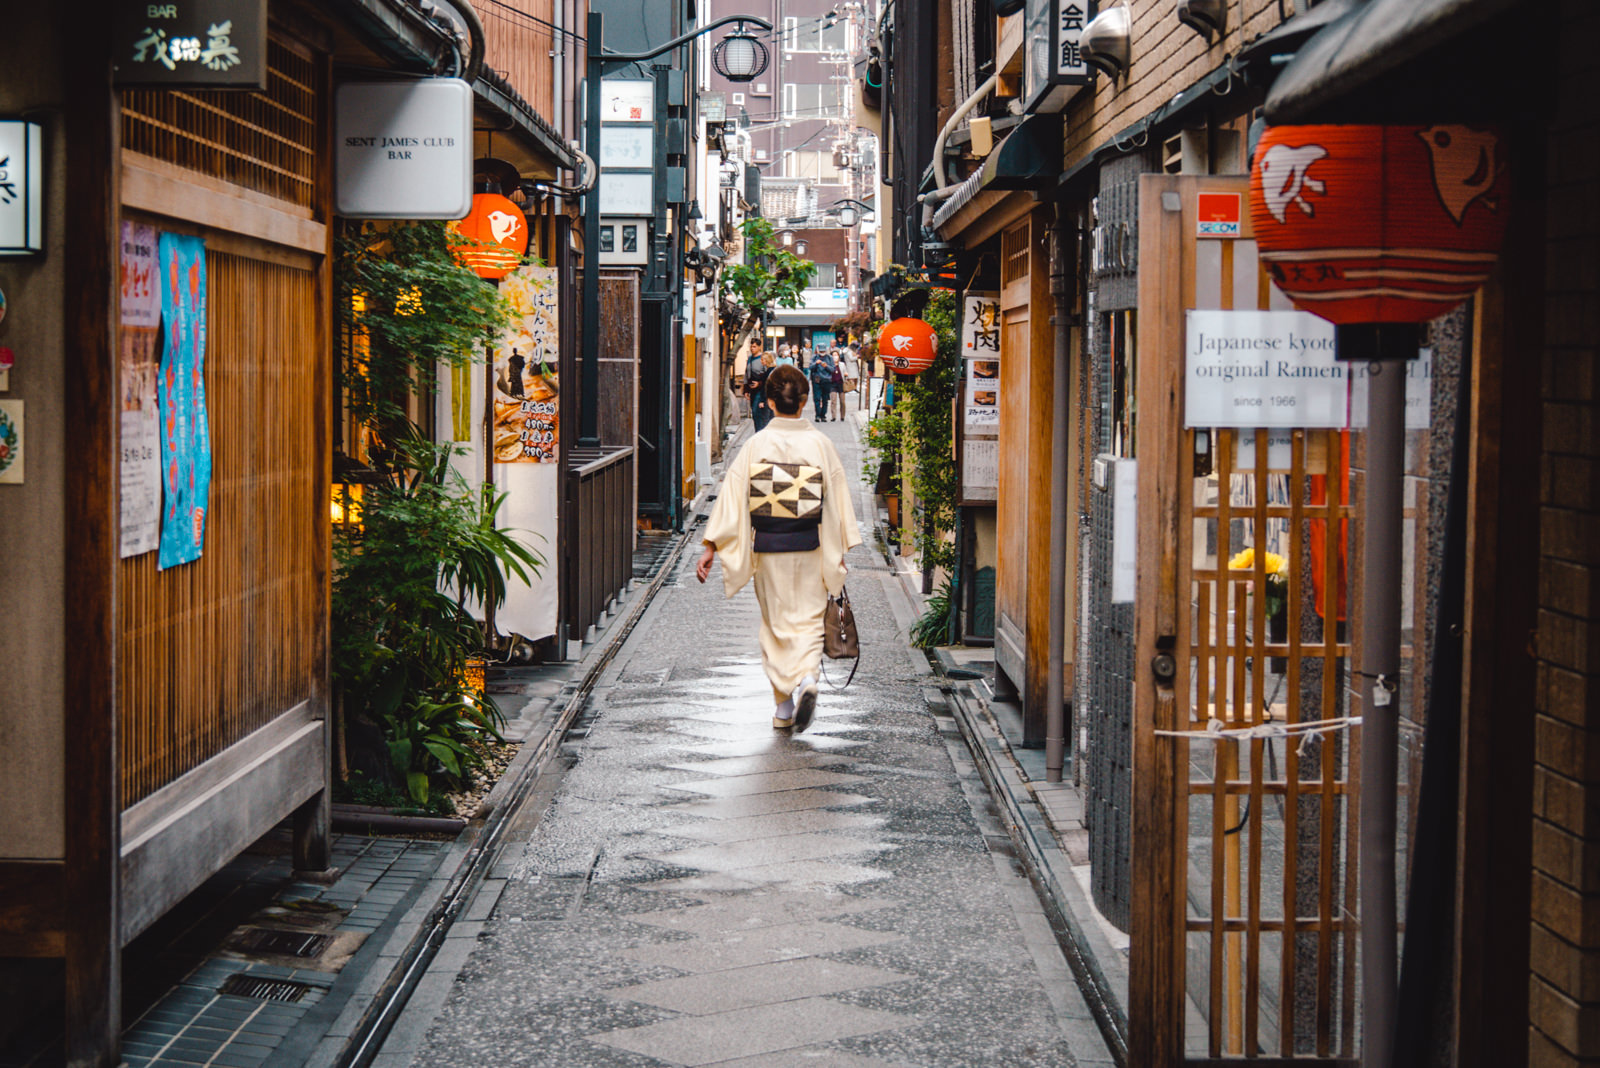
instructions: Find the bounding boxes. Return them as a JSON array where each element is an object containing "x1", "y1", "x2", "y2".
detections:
[{"x1": 749, "y1": 460, "x2": 823, "y2": 552}]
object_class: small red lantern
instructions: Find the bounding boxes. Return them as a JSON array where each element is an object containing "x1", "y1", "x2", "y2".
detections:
[
  {"x1": 450, "y1": 193, "x2": 529, "y2": 280},
  {"x1": 1250, "y1": 125, "x2": 1509, "y2": 325},
  {"x1": 877, "y1": 317, "x2": 938, "y2": 374}
]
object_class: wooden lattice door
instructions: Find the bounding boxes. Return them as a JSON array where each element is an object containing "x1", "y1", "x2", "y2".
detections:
[{"x1": 1129, "y1": 175, "x2": 1359, "y2": 1066}]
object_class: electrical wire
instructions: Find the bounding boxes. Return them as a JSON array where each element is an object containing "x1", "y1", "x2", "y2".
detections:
[{"x1": 475, "y1": 0, "x2": 587, "y2": 45}]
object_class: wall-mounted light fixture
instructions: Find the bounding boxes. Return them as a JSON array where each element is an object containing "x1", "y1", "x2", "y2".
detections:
[
  {"x1": 0, "y1": 120, "x2": 44, "y2": 257},
  {"x1": 1081, "y1": 6, "x2": 1132, "y2": 80},
  {"x1": 1177, "y1": 0, "x2": 1225, "y2": 40}
]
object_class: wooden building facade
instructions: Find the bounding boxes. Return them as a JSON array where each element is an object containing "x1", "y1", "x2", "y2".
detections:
[{"x1": 0, "y1": 2, "x2": 581, "y2": 1065}]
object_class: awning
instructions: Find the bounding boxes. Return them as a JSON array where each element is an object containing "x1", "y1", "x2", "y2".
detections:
[
  {"x1": 474, "y1": 70, "x2": 577, "y2": 176},
  {"x1": 1265, "y1": 0, "x2": 1520, "y2": 123},
  {"x1": 932, "y1": 114, "x2": 1060, "y2": 233}
]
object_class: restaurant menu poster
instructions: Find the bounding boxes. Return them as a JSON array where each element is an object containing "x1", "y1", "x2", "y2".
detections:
[{"x1": 119, "y1": 222, "x2": 162, "y2": 557}]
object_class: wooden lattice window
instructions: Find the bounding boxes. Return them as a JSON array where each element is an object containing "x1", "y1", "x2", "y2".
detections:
[{"x1": 122, "y1": 37, "x2": 318, "y2": 209}]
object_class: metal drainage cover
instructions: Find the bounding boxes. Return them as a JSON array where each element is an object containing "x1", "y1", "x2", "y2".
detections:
[
  {"x1": 219, "y1": 974, "x2": 314, "y2": 1003},
  {"x1": 234, "y1": 928, "x2": 334, "y2": 958}
]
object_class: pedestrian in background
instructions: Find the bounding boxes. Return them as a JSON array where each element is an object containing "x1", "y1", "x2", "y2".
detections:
[
  {"x1": 696, "y1": 364, "x2": 861, "y2": 732},
  {"x1": 743, "y1": 339, "x2": 776, "y2": 432},
  {"x1": 799, "y1": 344, "x2": 814, "y2": 372},
  {"x1": 809, "y1": 347, "x2": 836, "y2": 421},
  {"x1": 775, "y1": 344, "x2": 796, "y2": 367},
  {"x1": 831, "y1": 346, "x2": 855, "y2": 421}
]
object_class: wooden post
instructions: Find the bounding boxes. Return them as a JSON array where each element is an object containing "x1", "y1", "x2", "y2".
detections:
[{"x1": 63, "y1": 5, "x2": 122, "y2": 1065}]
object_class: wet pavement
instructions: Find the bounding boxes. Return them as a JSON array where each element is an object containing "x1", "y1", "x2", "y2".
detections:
[{"x1": 377, "y1": 418, "x2": 1117, "y2": 1068}]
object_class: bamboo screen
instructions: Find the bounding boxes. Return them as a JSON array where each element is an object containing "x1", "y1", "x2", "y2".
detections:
[
  {"x1": 119, "y1": 251, "x2": 322, "y2": 809},
  {"x1": 122, "y1": 38, "x2": 318, "y2": 210},
  {"x1": 1132, "y1": 176, "x2": 1387, "y2": 1065}
]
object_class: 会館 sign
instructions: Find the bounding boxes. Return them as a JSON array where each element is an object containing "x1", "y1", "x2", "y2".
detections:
[{"x1": 335, "y1": 80, "x2": 473, "y2": 220}]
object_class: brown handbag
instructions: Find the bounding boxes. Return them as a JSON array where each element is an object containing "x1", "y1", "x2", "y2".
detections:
[{"x1": 822, "y1": 587, "x2": 859, "y2": 687}]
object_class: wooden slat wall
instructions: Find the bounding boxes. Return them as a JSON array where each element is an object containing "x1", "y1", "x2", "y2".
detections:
[
  {"x1": 121, "y1": 40, "x2": 317, "y2": 210},
  {"x1": 480, "y1": 0, "x2": 558, "y2": 121},
  {"x1": 115, "y1": 33, "x2": 326, "y2": 811},
  {"x1": 118, "y1": 251, "x2": 321, "y2": 809}
]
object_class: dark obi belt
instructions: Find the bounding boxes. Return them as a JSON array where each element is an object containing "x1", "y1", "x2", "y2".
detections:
[{"x1": 753, "y1": 514, "x2": 821, "y2": 553}]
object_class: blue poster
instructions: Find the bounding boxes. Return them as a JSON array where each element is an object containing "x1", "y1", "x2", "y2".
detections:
[{"x1": 156, "y1": 232, "x2": 211, "y2": 570}]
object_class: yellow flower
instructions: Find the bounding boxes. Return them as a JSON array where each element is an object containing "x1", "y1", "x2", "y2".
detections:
[{"x1": 1228, "y1": 546, "x2": 1288, "y2": 577}]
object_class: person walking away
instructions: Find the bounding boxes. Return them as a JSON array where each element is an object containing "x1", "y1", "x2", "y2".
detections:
[
  {"x1": 696, "y1": 365, "x2": 862, "y2": 732},
  {"x1": 809, "y1": 348, "x2": 836, "y2": 421},
  {"x1": 830, "y1": 347, "x2": 853, "y2": 421},
  {"x1": 744, "y1": 339, "x2": 776, "y2": 432}
]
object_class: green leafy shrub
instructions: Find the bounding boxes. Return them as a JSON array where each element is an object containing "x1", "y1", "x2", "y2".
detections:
[
  {"x1": 333, "y1": 221, "x2": 541, "y2": 803},
  {"x1": 910, "y1": 577, "x2": 954, "y2": 649},
  {"x1": 863, "y1": 289, "x2": 960, "y2": 574}
]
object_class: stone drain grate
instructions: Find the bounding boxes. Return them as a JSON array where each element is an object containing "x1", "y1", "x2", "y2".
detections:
[
  {"x1": 233, "y1": 928, "x2": 334, "y2": 958},
  {"x1": 218, "y1": 973, "x2": 316, "y2": 1003}
]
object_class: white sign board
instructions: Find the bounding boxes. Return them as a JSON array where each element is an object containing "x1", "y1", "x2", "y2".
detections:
[
  {"x1": 1349, "y1": 348, "x2": 1433, "y2": 431},
  {"x1": 962, "y1": 439, "x2": 999, "y2": 498},
  {"x1": 600, "y1": 172, "x2": 655, "y2": 216},
  {"x1": 961, "y1": 293, "x2": 1001, "y2": 356},
  {"x1": 1111, "y1": 458, "x2": 1137, "y2": 604},
  {"x1": 1185, "y1": 310, "x2": 1344, "y2": 428},
  {"x1": 600, "y1": 126, "x2": 654, "y2": 168},
  {"x1": 0, "y1": 121, "x2": 43, "y2": 254},
  {"x1": 602, "y1": 80, "x2": 654, "y2": 122},
  {"x1": 335, "y1": 79, "x2": 473, "y2": 219}
]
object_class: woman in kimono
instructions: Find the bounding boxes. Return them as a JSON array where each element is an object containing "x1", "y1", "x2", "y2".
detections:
[{"x1": 696, "y1": 365, "x2": 862, "y2": 732}]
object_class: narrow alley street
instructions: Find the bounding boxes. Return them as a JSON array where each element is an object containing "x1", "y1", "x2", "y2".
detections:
[{"x1": 373, "y1": 419, "x2": 1115, "y2": 1067}]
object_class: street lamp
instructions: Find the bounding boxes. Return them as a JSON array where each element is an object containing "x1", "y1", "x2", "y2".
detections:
[
  {"x1": 580, "y1": 12, "x2": 774, "y2": 447},
  {"x1": 712, "y1": 26, "x2": 768, "y2": 82}
]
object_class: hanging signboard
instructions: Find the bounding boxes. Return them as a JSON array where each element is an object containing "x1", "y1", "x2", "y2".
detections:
[
  {"x1": 120, "y1": 222, "x2": 162, "y2": 558},
  {"x1": 335, "y1": 79, "x2": 473, "y2": 220},
  {"x1": 1184, "y1": 309, "x2": 1345, "y2": 429},
  {"x1": 114, "y1": 0, "x2": 267, "y2": 89},
  {"x1": 0, "y1": 120, "x2": 43, "y2": 256},
  {"x1": 602, "y1": 80, "x2": 655, "y2": 122},
  {"x1": 492, "y1": 267, "x2": 560, "y2": 464},
  {"x1": 156, "y1": 232, "x2": 211, "y2": 570},
  {"x1": 1024, "y1": 0, "x2": 1095, "y2": 113},
  {"x1": 962, "y1": 293, "x2": 1001, "y2": 430}
]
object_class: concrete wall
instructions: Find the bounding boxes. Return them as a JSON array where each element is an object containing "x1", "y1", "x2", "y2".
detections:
[{"x1": 0, "y1": 8, "x2": 66, "y2": 860}]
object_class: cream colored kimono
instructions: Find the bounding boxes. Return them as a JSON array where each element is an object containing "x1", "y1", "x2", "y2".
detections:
[{"x1": 704, "y1": 416, "x2": 863, "y2": 702}]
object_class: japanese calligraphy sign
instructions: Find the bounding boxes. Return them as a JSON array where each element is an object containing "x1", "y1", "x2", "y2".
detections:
[
  {"x1": 492, "y1": 268, "x2": 561, "y2": 464},
  {"x1": 961, "y1": 293, "x2": 1001, "y2": 430},
  {"x1": 1056, "y1": 0, "x2": 1091, "y2": 80},
  {"x1": 115, "y1": 0, "x2": 266, "y2": 89}
]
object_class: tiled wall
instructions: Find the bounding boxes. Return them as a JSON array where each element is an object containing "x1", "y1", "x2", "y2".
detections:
[{"x1": 1530, "y1": 4, "x2": 1600, "y2": 1063}]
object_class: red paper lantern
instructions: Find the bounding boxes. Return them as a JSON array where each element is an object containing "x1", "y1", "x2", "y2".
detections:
[
  {"x1": 450, "y1": 193, "x2": 529, "y2": 280},
  {"x1": 877, "y1": 317, "x2": 938, "y2": 374},
  {"x1": 1250, "y1": 125, "x2": 1509, "y2": 325}
]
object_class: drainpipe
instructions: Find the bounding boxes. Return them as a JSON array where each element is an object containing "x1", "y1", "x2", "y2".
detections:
[
  {"x1": 1045, "y1": 216, "x2": 1071, "y2": 782},
  {"x1": 918, "y1": 73, "x2": 1000, "y2": 231}
]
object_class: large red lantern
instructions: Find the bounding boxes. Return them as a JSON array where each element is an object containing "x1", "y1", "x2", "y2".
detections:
[
  {"x1": 1250, "y1": 125, "x2": 1509, "y2": 325},
  {"x1": 450, "y1": 193, "x2": 529, "y2": 279},
  {"x1": 877, "y1": 317, "x2": 938, "y2": 374}
]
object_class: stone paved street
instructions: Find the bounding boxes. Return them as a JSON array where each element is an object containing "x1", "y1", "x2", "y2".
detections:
[{"x1": 383, "y1": 419, "x2": 1115, "y2": 1067}]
